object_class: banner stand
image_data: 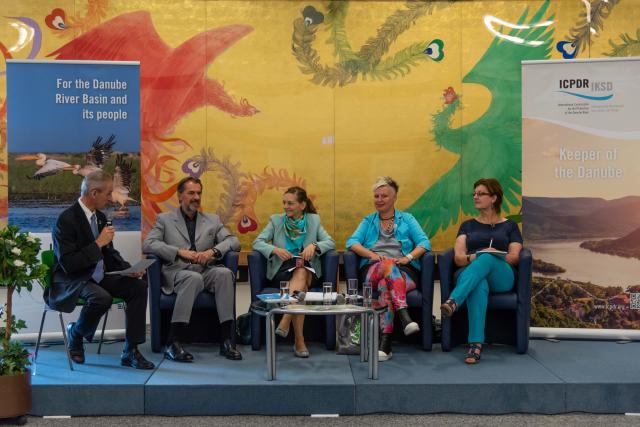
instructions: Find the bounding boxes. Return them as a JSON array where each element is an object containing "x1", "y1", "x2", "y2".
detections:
[
  {"x1": 523, "y1": 57, "x2": 640, "y2": 341},
  {"x1": 531, "y1": 327, "x2": 640, "y2": 341}
]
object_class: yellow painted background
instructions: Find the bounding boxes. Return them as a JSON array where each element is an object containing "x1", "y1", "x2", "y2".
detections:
[{"x1": 2, "y1": 0, "x2": 639, "y2": 251}]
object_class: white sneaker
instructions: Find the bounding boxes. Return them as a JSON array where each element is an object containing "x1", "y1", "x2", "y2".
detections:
[
  {"x1": 378, "y1": 350, "x2": 392, "y2": 361},
  {"x1": 403, "y1": 322, "x2": 420, "y2": 336}
]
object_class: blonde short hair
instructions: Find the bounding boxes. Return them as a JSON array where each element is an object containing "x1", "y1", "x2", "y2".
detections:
[{"x1": 372, "y1": 176, "x2": 399, "y2": 193}]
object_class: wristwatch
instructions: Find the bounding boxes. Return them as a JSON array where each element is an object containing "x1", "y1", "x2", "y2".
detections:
[
  {"x1": 212, "y1": 248, "x2": 222, "y2": 260},
  {"x1": 406, "y1": 253, "x2": 414, "y2": 261}
]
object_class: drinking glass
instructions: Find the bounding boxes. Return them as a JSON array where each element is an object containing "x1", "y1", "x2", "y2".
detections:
[
  {"x1": 363, "y1": 282, "x2": 373, "y2": 308},
  {"x1": 347, "y1": 279, "x2": 358, "y2": 304},
  {"x1": 279, "y1": 281, "x2": 290, "y2": 300},
  {"x1": 322, "y1": 282, "x2": 333, "y2": 306}
]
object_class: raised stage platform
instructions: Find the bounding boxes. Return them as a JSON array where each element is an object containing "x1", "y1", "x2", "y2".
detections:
[{"x1": 28, "y1": 339, "x2": 640, "y2": 416}]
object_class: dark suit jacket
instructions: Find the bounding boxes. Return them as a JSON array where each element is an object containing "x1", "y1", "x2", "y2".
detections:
[{"x1": 45, "y1": 201, "x2": 130, "y2": 313}]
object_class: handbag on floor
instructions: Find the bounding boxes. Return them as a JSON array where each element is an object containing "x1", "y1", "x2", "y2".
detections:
[
  {"x1": 235, "y1": 312, "x2": 252, "y2": 345},
  {"x1": 336, "y1": 313, "x2": 361, "y2": 355}
]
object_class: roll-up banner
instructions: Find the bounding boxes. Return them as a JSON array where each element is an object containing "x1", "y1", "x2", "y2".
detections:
[
  {"x1": 522, "y1": 57, "x2": 640, "y2": 337},
  {"x1": 6, "y1": 60, "x2": 141, "y2": 335}
]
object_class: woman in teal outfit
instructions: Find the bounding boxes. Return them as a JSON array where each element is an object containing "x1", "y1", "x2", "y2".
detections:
[
  {"x1": 253, "y1": 186, "x2": 335, "y2": 358},
  {"x1": 440, "y1": 178, "x2": 523, "y2": 364}
]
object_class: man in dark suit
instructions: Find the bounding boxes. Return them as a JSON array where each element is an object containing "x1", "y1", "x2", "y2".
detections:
[{"x1": 47, "y1": 170, "x2": 154, "y2": 369}]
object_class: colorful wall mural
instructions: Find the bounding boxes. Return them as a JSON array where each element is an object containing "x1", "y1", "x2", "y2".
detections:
[{"x1": 1, "y1": 0, "x2": 639, "y2": 252}]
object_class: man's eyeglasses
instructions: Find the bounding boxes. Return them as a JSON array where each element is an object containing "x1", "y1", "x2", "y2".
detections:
[{"x1": 472, "y1": 192, "x2": 491, "y2": 198}]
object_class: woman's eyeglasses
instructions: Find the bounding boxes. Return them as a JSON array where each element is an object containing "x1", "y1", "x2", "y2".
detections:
[{"x1": 472, "y1": 192, "x2": 491, "y2": 197}]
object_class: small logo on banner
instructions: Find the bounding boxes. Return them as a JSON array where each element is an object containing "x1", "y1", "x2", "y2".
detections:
[{"x1": 556, "y1": 78, "x2": 614, "y2": 101}]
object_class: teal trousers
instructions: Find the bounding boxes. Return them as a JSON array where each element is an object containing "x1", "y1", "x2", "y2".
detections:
[{"x1": 449, "y1": 253, "x2": 514, "y2": 343}]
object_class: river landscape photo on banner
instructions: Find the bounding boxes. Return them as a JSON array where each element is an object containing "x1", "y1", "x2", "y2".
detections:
[
  {"x1": 522, "y1": 58, "x2": 640, "y2": 331},
  {"x1": 7, "y1": 60, "x2": 140, "y2": 232}
]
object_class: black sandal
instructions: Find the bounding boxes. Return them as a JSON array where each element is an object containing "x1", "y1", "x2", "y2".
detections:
[
  {"x1": 464, "y1": 343, "x2": 482, "y2": 364},
  {"x1": 440, "y1": 298, "x2": 457, "y2": 317}
]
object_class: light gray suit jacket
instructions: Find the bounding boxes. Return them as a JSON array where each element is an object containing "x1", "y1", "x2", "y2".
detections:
[{"x1": 143, "y1": 210, "x2": 240, "y2": 294}]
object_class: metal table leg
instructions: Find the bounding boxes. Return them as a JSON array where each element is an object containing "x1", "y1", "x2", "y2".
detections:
[
  {"x1": 368, "y1": 312, "x2": 373, "y2": 379},
  {"x1": 360, "y1": 312, "x2": 367, "y2": 362},
  {"x1": 369, "y1": 311, "x2": 379, "y2": 380},
  {"x1": 266, "y1": 312, "x2": 276, "y2": 380}
]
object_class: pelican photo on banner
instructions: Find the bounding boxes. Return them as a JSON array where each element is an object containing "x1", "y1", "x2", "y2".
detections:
[
  {"x1": 522, "y1": 57, "x2": 640, "y2": 337},
  {"x1": 7, "y1": 60, "x2": 140, "y2": 232}
]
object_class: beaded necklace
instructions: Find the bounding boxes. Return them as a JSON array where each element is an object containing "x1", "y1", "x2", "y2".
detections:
[{"x1": 380, "y1": 215, "x2": 395, "y2": 235}]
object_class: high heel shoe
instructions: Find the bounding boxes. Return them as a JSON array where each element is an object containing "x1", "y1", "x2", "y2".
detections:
[
  {"x1": 275, "y1": 327, "x2": 289, "y2": 338},
  {"x1": 293, "y1": 345, "x2": 309, "y2": 358}
]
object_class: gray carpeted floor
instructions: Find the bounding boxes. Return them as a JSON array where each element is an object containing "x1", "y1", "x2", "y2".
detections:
[{"x1": 16, "y1": 414, "x2": 640, "y2": 426}]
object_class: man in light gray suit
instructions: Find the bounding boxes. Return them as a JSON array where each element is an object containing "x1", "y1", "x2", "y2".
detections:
[{"x1": 143, "y1": 177, "x2": 242, "y2": 361}]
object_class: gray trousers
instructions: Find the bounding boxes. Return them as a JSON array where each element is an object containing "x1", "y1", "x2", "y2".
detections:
[{"x1": 171, "y1": 264, "x2": 235, "y2": 324}]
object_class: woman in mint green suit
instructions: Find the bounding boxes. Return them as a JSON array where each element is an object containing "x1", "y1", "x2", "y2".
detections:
[{"x1": 253, "y1": 187, "x2": 335, "y2": 357}]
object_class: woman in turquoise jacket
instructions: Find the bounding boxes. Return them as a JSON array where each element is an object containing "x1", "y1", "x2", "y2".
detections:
[
  {"x1": 346, "y1": 177, "x2": 431, "y2": 361},
  {"x1": 253, "y1": 186, "x2": 335, "y2": 358}
]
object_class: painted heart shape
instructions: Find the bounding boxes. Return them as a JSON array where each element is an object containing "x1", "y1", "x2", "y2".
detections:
[
  {"x1": 238, "y1": 215, "x2": 258, "y2": 234},
  {"x1": 45, "y1": 8, "x2": 67, "y2": 30},
  {"x1": 424, "y1": 39, "x2": 445, "y2": 62},
  {"x1": 556, "y1": 41, "x2": 577, "y2": 59},
  {"x1": 302, "y1": 5, "x2": 324, "y2": 27}
]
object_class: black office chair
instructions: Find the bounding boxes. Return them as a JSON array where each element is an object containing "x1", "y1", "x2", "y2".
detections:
[
  {"x1": 147, "y1": 252, "x2": 239, "y2": 353},
  {"x1": 343, "y1": 250, "x2": 436, "y2": 351},
  {"x1": 248, "y1": 250, "x2": 339, "y2": 351},
  {"x1": 438, "y1": 248, "x2": 532, "y2": 354}
]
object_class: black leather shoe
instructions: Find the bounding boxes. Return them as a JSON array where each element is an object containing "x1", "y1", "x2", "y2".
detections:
[
  {"x1": 66, "y1": 322, "x2": 85, "y2": 364},
  {"x1": 121, "y1": 347, "x2": 155, "y2": 370},
  {"x1": 164, "y1": 341, "x2": 193, "y2": 362},
  {"x1": 220, "y1": 339, "x2": 242, "y2": 360}
]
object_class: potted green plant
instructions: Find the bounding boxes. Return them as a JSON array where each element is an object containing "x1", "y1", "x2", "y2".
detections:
[{"x1": 0, "y1": 225, "x2": 48, "y2": 421}]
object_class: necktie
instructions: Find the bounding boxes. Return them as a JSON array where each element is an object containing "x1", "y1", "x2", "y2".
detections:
[{"x1": 90, "y1": 214, "x2": 104, "y2": 283}]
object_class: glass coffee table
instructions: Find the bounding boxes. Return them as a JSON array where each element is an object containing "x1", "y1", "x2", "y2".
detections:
[{"x1": 251, "y1": 300, "x2": 385, "y2": 381}]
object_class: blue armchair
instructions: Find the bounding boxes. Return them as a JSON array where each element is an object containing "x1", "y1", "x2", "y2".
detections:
[
  {"x1": 343, "y1": 250, "x2": 436, "y2": 351},
  {"x1": 438, "y1": 247, "x2": 532, "y2": 354},
  {"x1": 147, "y1": 252, "x2": 239, "y2": 353},
  {"x1": 248, "y1": 250, "x2": 339, "y2": 351}
]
